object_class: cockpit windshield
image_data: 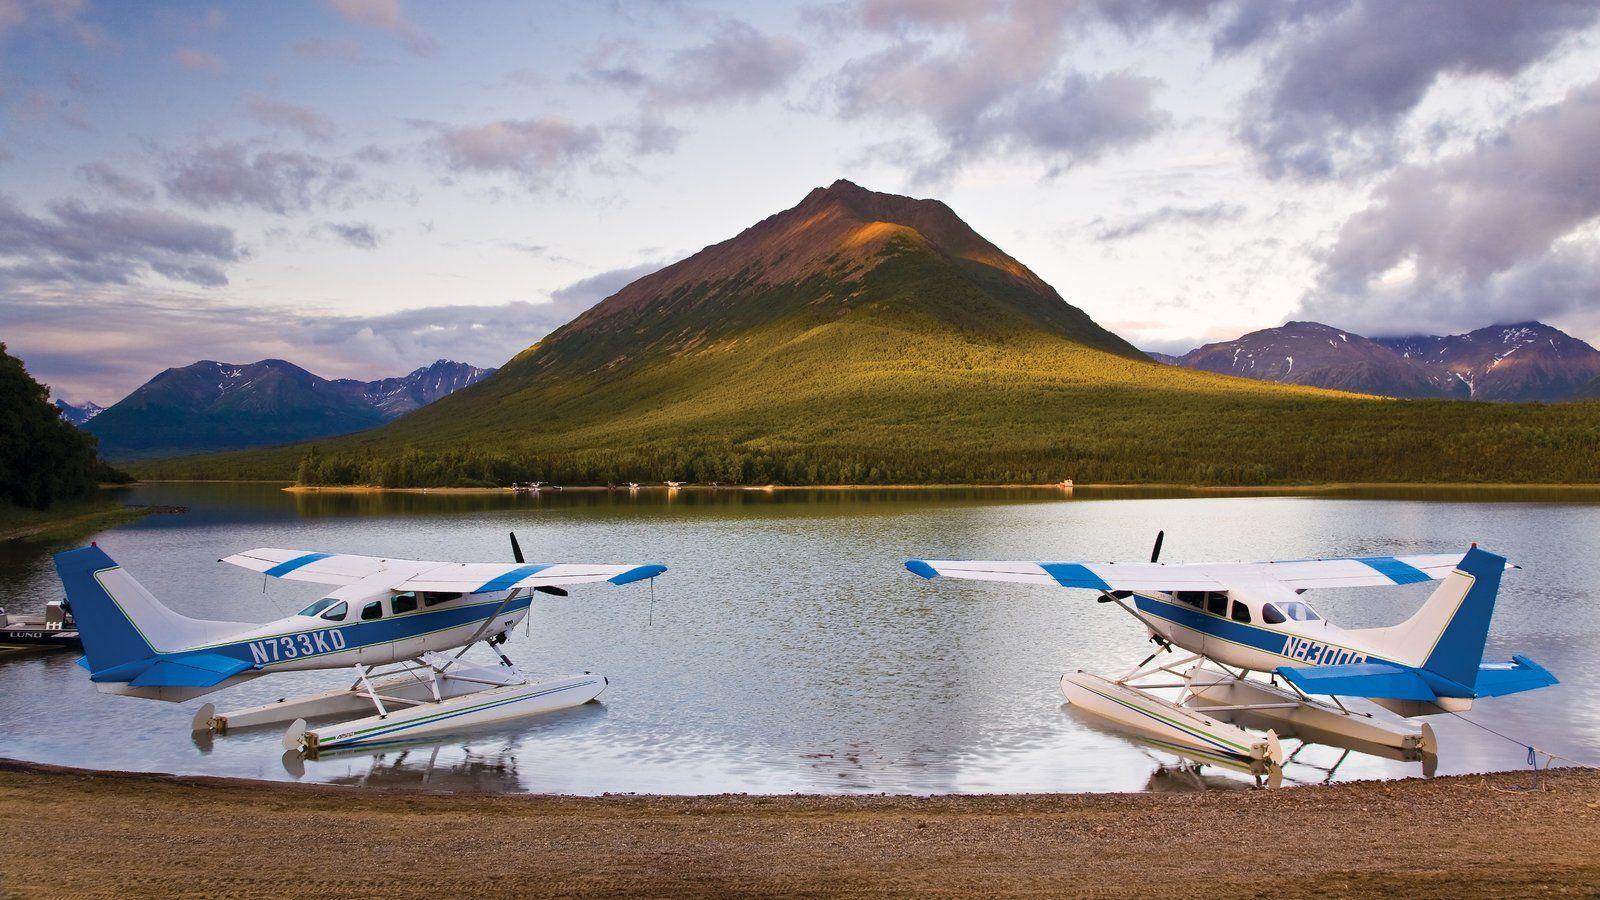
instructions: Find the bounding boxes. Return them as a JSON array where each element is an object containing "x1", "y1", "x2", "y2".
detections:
[
  {"x1": 298, "y1": 598, "x2": 339, "y2": 617},
  {"x1": 1265, "y1": 600, "x2": 1322, "y2": 622}
]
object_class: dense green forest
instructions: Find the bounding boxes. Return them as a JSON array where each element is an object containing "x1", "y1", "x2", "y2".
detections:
[{"x1": 0, "y1": 343, "x2": 129, "y2": 511}]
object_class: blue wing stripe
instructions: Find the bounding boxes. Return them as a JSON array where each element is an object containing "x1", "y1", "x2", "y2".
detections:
[
  {"x1": 264, "y1": 552, "x2": 334, "y2": 577},
  {"x1": 1039, "y1": 563, "x2": 1111, "y2": 591},
  {"x1": 473, "y1": 563, "x2": 552, "y2": 593},
  {"x1": 1353, "y1": 556, "x2": 1431, "y2": 585},
  {"x1": 609, "y1": 564, "x2": 666, "y2": 585}
]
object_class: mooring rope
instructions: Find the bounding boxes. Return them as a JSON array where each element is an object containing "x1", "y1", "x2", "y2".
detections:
[{"x1": 1442, "y1": 709, "x2": 1599, "y2": 792}]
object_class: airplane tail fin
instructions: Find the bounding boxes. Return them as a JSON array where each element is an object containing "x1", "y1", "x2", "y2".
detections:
[
  {"x1": 1289, "y1": 547, "x2": 1557, "y2": 711},
  {"x1": 1356, "y1": 546, "x2": 1503, "y2": 690},
  {"x1": 54, "y1": 545, "x2": 248, "y2": 678},
  {"x1": 55, "y1": 545, "x2": 163, "y2": 675}
]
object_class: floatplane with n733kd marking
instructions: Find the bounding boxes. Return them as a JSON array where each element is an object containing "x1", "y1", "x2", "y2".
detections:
[
  {"x1": 906, "y1": 536, "x2": 1557, "y2": 784},
  {"x1": 53, "y1": 535, "x2": 664, "y2": 757}
]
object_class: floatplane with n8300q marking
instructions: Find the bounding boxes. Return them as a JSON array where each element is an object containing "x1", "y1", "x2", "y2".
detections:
[
  {"x1": 906, "y1": 536, "x2": 1557, "y2": 784},
  {"x1": 53, "y1": 535, "x2": 664, "y2": 757}
]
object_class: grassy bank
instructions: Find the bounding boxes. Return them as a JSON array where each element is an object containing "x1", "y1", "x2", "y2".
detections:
[
  {"x1": 0, "y1": 760, "x2": 1595, "y2": 897},
  {"x1": 0, "y1": 494, "x2": 150, "y2": 543}
]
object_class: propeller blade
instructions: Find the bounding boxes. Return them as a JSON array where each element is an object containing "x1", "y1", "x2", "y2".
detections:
[
  {"x1": 1150, "y1": 530, "x2": 1165, "y2": 564},
  {"x1": 509, "y1": 532, "x2": 524, "y2": 564},
  {"x1": 534, "y1": 586, "x2": 568, "y2": 596}
]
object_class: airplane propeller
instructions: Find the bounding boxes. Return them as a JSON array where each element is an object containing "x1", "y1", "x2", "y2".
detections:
[
  {"x1": 1096, "y1": 531, "x2": 1164, "y2": 603},
  {"x1": 509, "y1": 531, "x2": 568, "y2": 596}
]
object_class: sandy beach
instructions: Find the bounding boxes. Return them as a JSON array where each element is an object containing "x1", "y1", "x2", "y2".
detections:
[{"x1": 1, "y1": 760, "x2": 1596, "y2": 898}]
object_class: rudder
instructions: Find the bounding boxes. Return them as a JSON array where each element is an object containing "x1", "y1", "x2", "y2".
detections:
[
  {"x1": 53, "y1": 545, "x2": 157, "y2": 673},
  {"x1": 1356, "y1": 546, "x2": 1504, "y2": 691}
]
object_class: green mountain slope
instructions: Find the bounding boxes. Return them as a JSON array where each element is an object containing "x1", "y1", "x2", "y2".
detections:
[{"x1": 139, "y1": 181, "x2": 1600, "y2": 486}]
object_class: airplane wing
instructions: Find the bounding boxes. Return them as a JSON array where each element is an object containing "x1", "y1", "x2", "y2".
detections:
[
  {"x1": 223, "y1": 549, "x2": 667, "y2": 591},
  {"x1": 221, "y1": 549, "x2": 402, "y2": 585},
  {"x1": 904, "y1": 560, "x2": 1224, "y2": 592},
  {"x1": 395, "y1": 562, "x2": 667, "y2": 593},
  {"x1": 1202, "y1": 553, "x2": 1510, "y2": 589},
  {"x1": 905, "y1": 552, "x2": 1507, "y2": 593}
]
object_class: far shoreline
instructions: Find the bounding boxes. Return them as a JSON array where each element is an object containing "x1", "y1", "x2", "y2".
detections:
[{"x1": 254, "y1": 480, "x2": 1600, "y2": 495}]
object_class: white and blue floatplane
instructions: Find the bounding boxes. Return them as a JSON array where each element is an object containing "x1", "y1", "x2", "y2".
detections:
[
  {"x1": 54, "y1": 535, "x2": 664, "y2": 757},
  {"x1": 907, "y1": 537, "x2": 1557, "y2": 781}
]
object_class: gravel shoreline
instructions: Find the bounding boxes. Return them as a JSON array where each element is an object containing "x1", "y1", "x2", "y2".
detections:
[{"x1": 1, "y1": 759, "x2": 1597, "y2": 897}]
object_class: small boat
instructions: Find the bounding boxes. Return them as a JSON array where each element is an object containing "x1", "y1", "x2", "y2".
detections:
[{"x1": 0, "y1": 601, "x2": 81, "y2": 650}]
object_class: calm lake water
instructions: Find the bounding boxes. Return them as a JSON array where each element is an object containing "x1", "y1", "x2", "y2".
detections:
[{"x1": 1, "y1": 482, "x2": 1597, "y2": 794}]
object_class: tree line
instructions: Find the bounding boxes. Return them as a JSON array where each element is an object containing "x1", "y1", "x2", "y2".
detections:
[{"x1": 0, "y1": 343, "x2": 130, "y2": 510}]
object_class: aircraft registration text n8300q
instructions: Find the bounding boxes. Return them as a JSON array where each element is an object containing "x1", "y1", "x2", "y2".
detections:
[{"x1": 1279, "y1": 636, "x2": 1365, "y2": 666}]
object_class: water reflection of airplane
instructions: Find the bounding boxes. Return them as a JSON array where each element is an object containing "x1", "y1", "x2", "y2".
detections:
[
  {"x1": 54, "y1": 535, "x2": 663, "y2": 758},
  {"x1": 317, "y1": 744, "x2": 525, "y2": 790},
  {"x1": 908, "y1": 536, "x2": 1555, "y2": 782}
]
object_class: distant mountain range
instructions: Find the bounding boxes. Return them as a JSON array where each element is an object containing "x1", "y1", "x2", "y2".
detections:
[
  {"x1": 85, "y1": 358, "x2": 493, "y2": 459},
  {"x1": 138, "y1": 178, "x2": 1600, "y2": 488},
  {"x1": 54, "y1": 399, "x2": 105, "y2": 425},
  {"x1": 1157, "y1": 321, "x2": 1600, "y2": 402}
]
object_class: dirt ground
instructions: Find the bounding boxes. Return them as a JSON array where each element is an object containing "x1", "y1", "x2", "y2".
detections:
[{"x1": 0, "y1": 759, "x2": 1596, "y2": 898}]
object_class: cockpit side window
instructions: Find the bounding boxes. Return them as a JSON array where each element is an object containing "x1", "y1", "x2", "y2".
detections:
[
  {"x1": 422, "y1": 591, "x2": 461, "y2": 607},
  {"x1": 361, "y1": 600, "x2": 383, "y2": 621},
  {"x1": 391, "y1": 592, "x2": 418, "y2": 615},
  {"x1": 1175, "y1": 591, "x2": 1205, "y2": 608},
  {"x1": 299, "y1": 598, "x2": 337, "y2": 617},
  {"x1": 1261, "y1": 603, "x2": 1287, "y2": 625},
  {"x1": 1206, "y1": 593, "x2": 1228, "y2": 616},
  {"x1": 1230, "y1": 600, "x2": 1251, "y2": 624},
  {"x1": 320, "y1": 601, "x2": 348, "y2": 622}
]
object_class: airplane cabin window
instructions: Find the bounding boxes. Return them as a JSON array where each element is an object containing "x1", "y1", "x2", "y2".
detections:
[
  {"x1": 320, "y1": 601, "x2": 348, "y2": 622},
  {"x1": 422, "y1": 591, "x2": 462, "y2": 606},
  {"x1": 391, "y1": 592, "x2": 418, "y2": 615},
  {"x1": 1175, "y1": 591, "x2": 1205, "y2": 607},
  {"x1": 1206, "y1": 593, "x2": 1228, "y2": 616},
  {"x1": 299, "y1": 598, "x2": 337, "y2": 617},
  {"x1": 1230, "y1": 601, "x2": 1251, "y2": 624},
  {"x1": 361, "y1": 600, "x2": 383, "y2": 621}
]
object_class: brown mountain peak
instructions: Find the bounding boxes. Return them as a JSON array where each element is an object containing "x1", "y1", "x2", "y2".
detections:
[{"x1": 536, "y1": 179, "x2": 1133, "y2": 373}]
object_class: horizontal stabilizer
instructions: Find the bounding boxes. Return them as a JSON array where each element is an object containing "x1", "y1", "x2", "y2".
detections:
[
  {"x1": 1472, "y1": 656, "x2": 1559, "y2": 698},
  {"x1": 1277, "y1": 662, "x2": 1437, "y2": 702},
  {"x1": 126, "y1": 652, "x2": 254, "y2": 688}
]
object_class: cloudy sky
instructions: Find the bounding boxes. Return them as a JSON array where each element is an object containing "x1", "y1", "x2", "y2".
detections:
[{"x1": 4, "y1": 0, "x2": 1599, "y2": 404}]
